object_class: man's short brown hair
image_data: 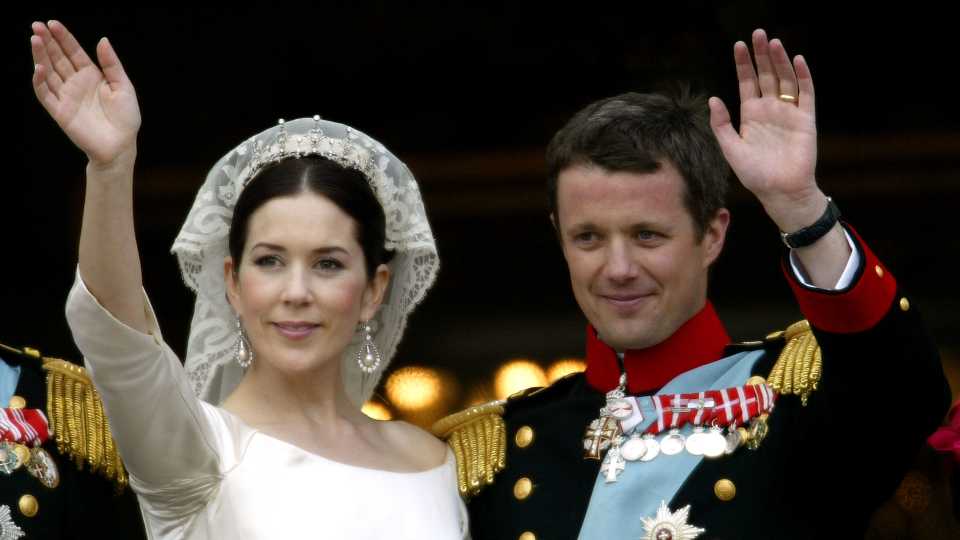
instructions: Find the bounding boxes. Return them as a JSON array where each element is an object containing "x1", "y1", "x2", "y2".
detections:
[{"x1": 547, "y1": 90, "x2": 729, "y2": 240}]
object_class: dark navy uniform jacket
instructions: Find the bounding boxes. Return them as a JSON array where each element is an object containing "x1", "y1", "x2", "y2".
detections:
[
  {"x1": 467, "y1": 227, "x2": 951, "y2": 540},
  {"x1": 0, "y1": 346, "x2": 147, "y2": 540}
]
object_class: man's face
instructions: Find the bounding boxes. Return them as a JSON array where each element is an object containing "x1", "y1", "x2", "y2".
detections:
[{"x1": 553, "y1": 162, "x2": 728, "y2": 352}]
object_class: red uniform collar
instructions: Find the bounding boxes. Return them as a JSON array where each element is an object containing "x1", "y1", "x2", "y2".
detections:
[{"x1": 584, "y1": 301, "x2": 730, "y2": 394}]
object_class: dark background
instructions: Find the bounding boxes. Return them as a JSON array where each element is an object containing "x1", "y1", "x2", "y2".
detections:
[{"x1": 3, "y1": 3, "x2": 958, "y2": 405}]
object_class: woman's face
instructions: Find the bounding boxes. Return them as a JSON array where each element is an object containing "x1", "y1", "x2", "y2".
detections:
[{"x1": 224, "y1": 192, "x2": 388, "y2": 377}]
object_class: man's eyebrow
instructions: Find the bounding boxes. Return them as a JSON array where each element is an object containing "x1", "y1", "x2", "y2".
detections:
[
  {"x1": 565, "y1": 222, "x2": 600, "y2": 235},
  {"x1": 629, "y1": 221, "x2": 663, "y2": 233},
  {"x1": 565, "y1": 220, "x2": 665, "y2": 234}
]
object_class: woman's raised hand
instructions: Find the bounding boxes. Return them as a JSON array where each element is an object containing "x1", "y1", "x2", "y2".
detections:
[
  {"x1": 32, "y1": 21, "x2": 140, "y2": 168},
  {"x1": 33, "y1": 21, "x2": 148, "y2": 333}
]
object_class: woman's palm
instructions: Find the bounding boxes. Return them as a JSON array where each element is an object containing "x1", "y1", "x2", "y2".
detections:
[{"x1": 32, "y1": 21, "x2": 140, "y2": 165}]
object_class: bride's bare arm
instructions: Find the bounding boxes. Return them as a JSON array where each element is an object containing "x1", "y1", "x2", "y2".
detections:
[{"x1": 32, "y1": 21, "x2": 146, "y2": 333}]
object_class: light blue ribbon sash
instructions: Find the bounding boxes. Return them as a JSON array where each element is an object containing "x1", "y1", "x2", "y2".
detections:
[
  {"x1": 577, "y1": 350, "x2": 767, "y2": 540},
  {"x1": 0, "y1": 358, "x2": 21, "y2": 406}
]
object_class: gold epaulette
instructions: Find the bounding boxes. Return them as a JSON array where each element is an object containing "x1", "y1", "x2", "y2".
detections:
[
  {"x1": 431, "y1": 403, "x2": 506, "y2": 500},
  {"x1": 767, "y1": 320, "x2": 822, "y2": 406},
  {"x1": 42, "y1": 359, "x2": 128, "y2": 493}
]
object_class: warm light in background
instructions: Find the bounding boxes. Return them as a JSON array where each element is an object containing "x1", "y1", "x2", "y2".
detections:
[
  {"x1": 547, "y1": 358, "x2": 586, "y2": 382},
  {"x1": 361, "y1": 401, "x2": 393, "y2": 420},
  {"x1": 384, "y1": 366, "x2": 443, "y2": 411},
  {"x1": 464, "y1": 383, "x2": 496, "y2": 408},
  {"x1": 494, "y1": 360, "x2": 548, "y2": 399}
]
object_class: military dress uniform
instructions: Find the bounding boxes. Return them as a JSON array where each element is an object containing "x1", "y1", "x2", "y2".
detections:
[
  {"x1": 0, "y1": 344, "x2": 146, "y2": 540},
  {"x1": 435, "y1": 226, "x2": 951, "y2": 540}
]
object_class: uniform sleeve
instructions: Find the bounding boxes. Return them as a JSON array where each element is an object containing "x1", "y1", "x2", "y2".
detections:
[
  {"x1": 65, "y1": 269, "x2": 223, "y2": 518},
  {"x1": 782, "y1": 223, "x2": 950, "y2": 469},
  {"x1": 784, "y1": 224, "x2": 897, "y2": 334}
]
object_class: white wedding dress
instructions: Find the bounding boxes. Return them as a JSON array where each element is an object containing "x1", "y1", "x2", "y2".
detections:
[{"x1": 66, "y1": 273, "x2": 468, "y2": 540}]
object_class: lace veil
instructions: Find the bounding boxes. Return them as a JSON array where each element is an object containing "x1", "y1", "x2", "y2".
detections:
[{"x1": 171, "y1": 117, "x2": 438, "y2": 406}]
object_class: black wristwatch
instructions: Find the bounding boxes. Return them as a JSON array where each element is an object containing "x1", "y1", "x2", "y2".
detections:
[{"x1": 779, "y1": 197, "x2": 840, "y2": 249}]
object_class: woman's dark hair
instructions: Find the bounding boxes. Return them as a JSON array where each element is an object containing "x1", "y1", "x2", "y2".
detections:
[{"x1": 228, "y1": 156, "x2": 394, "y2": 280}]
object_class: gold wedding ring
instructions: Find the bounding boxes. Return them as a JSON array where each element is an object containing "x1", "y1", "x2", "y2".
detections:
[{"x1": 778, "y1": 94, "x2": 799, "y2": 103}]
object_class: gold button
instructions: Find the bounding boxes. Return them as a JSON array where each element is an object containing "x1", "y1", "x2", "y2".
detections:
[
  {"x1": 19, "y1": 494, "x2": 38, "y2": 517},
  {"x1": 875, "y1": 265, "x2": 884, "y2": 278},
  {"x1": 515, "y1": 426, "x2": 534, "y2": 448},
  {"x1": 900, "y1": 298, "x2": 910, "y2": 311},
  {"x1": 745, "y1": 376, "x2": 767, "y2": 386},
  {"x1": 8, "y1": 395, "x2": 26, "y2": 409},
  {"x1": 514, "y1": 477, "x2": 533, "y2": 500},
  {"x1": 715, "y1": 479, "x2": 736, "y2": 501},
  {"x1": 519, "y1": 533, "x2": 536, "y2": 540}
]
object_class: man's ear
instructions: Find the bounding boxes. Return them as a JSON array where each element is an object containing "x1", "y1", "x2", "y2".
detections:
[
  {"x1": 550, "y1": 213, "x2": 558, "y2": 231},
  {"x1": 360, "y1": 264, "x2": 390, "y2": 323},
  {"x1": 224, "y1": 256, "x2": 242, "y2": 316},
  {"x1": 702, "y1": 208, "x2": 730, "y2": 267}
]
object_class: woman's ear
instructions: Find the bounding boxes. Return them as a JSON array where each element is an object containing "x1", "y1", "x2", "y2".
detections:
[
  {"x1": 360, "y1": 264, "x2": 390, "y2": 323},
  {"x1": 224, "y1": 256, "x2": 242, "y2": 316}
]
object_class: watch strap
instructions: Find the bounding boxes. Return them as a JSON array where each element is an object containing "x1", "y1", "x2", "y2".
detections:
[{"x1": 779, "y1": 197, "x2": 840, "y2": 249}]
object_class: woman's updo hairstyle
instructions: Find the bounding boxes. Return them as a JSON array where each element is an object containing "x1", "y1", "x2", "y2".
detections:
[{"x1": 228, "y1": 156, "x2": 395, "y2": 280}]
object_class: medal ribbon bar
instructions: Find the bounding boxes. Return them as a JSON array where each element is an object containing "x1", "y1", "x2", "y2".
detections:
[
  {"x1": 644, "y1": 384, "x2": 776, "y2": 436},
  {"x1": 0, "y1": 408, "x2": 51, "y2": 446}
]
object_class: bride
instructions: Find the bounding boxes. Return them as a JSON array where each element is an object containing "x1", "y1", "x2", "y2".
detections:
[{"x1": 31, "y1": 20, "x2": 466, "y2": 539}]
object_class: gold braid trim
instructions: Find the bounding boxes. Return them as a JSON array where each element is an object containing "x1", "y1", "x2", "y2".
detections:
[
  {"x1": 42, "y1": 359, "x2": 129, "y2": 493},
  {"x1": 767, "y1": 320, "x2": 822, "y2": 406},
  {"x1": 431, "y1": 403, "x2": 506, "y2": 500}
]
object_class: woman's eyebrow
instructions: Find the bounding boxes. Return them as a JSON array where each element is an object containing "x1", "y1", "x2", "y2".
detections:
[
  {"x1": 249, "y1": 243, "x2": 350, "y2": 256},
  {"x1": 312, "y1": 246, "x2": 350, "y2": 256}
]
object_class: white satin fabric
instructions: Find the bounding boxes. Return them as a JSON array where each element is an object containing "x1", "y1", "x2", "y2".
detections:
[{"x1": 66, "y1": 272, "x2": 467, "y2": 540}]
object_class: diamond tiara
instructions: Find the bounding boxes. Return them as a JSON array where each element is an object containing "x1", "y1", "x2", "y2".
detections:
[{"x1": 240, "y1": 115, "x2": 386, "y2": 196}]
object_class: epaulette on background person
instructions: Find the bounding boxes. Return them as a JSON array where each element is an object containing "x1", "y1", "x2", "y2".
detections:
[
  {"x1": 431, "y1": 372, "x2": 582, "y2": 499},
  {"x1": 1, "y1": 342, "x2": 128, "y2": 493}
]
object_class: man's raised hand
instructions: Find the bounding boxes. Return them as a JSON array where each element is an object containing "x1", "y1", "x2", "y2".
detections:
[{"x1": 709, "y1": 29, "x2": 821, "y2": 234}]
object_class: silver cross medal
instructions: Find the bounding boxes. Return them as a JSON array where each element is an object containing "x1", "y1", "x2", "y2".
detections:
[
  {"x1": 583, "y1": 374, "x2": 630, "y2": 460},
  {"x1": 600, "y1": 439, "x2": 627, "y2": 482}
]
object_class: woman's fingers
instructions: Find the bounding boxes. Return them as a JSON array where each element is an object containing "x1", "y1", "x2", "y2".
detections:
[
  {"x1": 40, "y1": 21, "x2": 79, "y2": 86},
  {"x1": 48, "y1": 20, "x2": 95, "y2": 73},
  {"x1": 96, "y1": 38, "x2": 133, "y2": 93},
  {"x1": 32, "y1": 64, "x2": 60, "y2": 113},
  {"x1": 770, "y1": 39, "x2": 799, "y2": 101},
  {"x1": 31, "y1": 25, "x2": 64, "y2": 95}
]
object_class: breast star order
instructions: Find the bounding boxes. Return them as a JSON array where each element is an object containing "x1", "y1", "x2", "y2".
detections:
[{"x1": 640, "y1": 501, "x2": 705, "y2": 540}]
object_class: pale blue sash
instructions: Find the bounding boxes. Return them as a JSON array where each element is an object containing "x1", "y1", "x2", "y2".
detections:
[
  {"x1": 0, "y1": 359, "x2": 20, "y2": 406},
  {"x1": 577, "y1": 350, "x2": 767, "y2": 540}
]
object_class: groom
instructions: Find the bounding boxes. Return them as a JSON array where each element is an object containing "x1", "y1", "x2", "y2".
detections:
[{"x1": 436, "y1": 30, "x2": 950, "y2": 539}]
